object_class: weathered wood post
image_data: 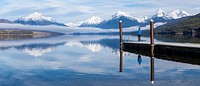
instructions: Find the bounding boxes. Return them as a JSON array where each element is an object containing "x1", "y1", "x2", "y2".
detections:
[
  {"x1": 119, "y1": 20, "x2": 123, "y2": 72},
  {"x1": 119, "y1": 20, "x2": 123, "y2": 51},
  {"x1": 150, "y1": 19, "x2": 154, "y2": 46},
  {"x1": 150, "y1": 19, "x2": 155, "y2": 84}
]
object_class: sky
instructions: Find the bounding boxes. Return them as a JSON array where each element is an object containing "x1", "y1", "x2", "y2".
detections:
[{"x1": 0, "y1": 0, "x2": 200, "y2": 23}]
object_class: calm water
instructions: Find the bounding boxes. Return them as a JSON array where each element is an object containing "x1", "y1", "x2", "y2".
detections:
[{"x1": 0, "y1": 35, "x2": 199, "y2": 86}]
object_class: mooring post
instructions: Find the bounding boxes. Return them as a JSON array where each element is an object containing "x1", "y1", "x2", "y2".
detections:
[
  {"x1": 150, "y1": 19, "x2": 154, "y2": 46},
  {"x1": 119, "y1": 20, "x2": 123, "y2": 72},
  {"x1": 150, "y1": 19, "x2": 155, "y2": 84},
  {"x1": 119, "y1": 20, "x2": 123, "y2": 51}
]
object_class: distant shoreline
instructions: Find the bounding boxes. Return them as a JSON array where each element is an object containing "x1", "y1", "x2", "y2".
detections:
[{"x1": 0, "y1": 29, "x2": 64, "y2": 40}]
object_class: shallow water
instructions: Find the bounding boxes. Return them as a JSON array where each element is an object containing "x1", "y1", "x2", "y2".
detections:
[{"x1": 0, "y1": 35, "x2": 199, "y2": 86}]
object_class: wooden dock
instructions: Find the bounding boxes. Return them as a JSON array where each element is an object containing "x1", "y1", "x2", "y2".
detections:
[
  {"x1": 119, "y1": 19, "x2": 200, "y2": 66},
  {"x1": 118, "y1": 19, "x2": 200, "y2": 84},
  {"x1": 123, "y1": 42, "x2": 200, "y2": 65}
]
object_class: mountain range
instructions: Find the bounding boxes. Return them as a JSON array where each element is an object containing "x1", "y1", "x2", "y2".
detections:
[
  {"x1": 66, "y1": 9, "x2": 190, "y2": 29},
  {"x1": 79, "y1": 16, "x2": 103, "y2": 27},
  {"x1": 0, "y1": 9, "x2": 191, "y2": 28},
  {"x1": 0, "y1": 12, "x2": 66, "y2": 26},
  {"x1": 14, "y1": 12, "x2": 66, "y2": 26},
  {"x1": 98, "y1": 11, "x2": 140, "y2": 29}
]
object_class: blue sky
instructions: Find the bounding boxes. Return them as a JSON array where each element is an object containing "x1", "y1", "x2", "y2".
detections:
[{"x1": 0, "y1": 0, "x2": 200, "y2": 23}]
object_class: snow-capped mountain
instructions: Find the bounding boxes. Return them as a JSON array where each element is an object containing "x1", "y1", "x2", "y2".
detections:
[
  {"x1": 97, "y1": 9, "x2": 190, "y2": 29},
  {"x1": 151, "y1": 9, "x2": 190, "y2": 23},
  {"x1": 65, "y1": 21, "x2": 84, "y2": 27},
  {"x1": 112, "y1": 11, "x2": 149, "y2": 23},
  {"x1": 98, "y1": 11, "x2": 139, "y2": 29},
  {"x1": 167, "y1": 9, "x2": 190, "y2": 19},
  {"x1": 135, "y1": 16, "x2": 149, "y2": 23},
  {"x1": 112, "y1": 11, "x2": 134, "y2": 19},
  {"x1": 14, "y1": 12, "x2": 66, "y2": 26},
  {"x1": 79, "y1": 16, "x2": 103, "y2": 27},
  {"x1": 151, "y1": 9, "x2": 168, "y2": 22},
  {"x1": 152, "y1": 9, "x2": 167, "y2": 18},
  {"x1": 20, "y1": 12, "x2": 54, "y2": 21}
]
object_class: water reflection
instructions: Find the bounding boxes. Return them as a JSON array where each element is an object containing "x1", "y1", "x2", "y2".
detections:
[
  {"x1": 151, "y1": 57, "x2": 154, "y2": 84},
  {"x1": 0, "y1": 43, "x2": 64, "y2": 57},
  {"x1": 150, "y1": 45, "x2": 155, "y2": 84},
  {"x1": 16, "y1": 43, "x2": 63, "y2": 57},
  {"x1": 137, "y1": 54, "x2": 142, "y2": 65},
  {"x1": 0, "y1": 35, "x2": 199, "y2": 86},
  {"x1": 0, "y1": 39, "x2": 119, "y2": 57},
  {"x1": 119, "y1": 50, "x2": 123, "y2": 72},
  {"x1": 155, "y1": 34, "x2": 200, "y2": 43},
  {"x1": 65, "y1": 41, "x2": 103, "y2": 53},
  {"x1": 119, "y1": 46, "x2": 155, "y2": 84}
]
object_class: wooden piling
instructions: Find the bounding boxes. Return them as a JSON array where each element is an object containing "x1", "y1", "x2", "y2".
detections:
[
  {"x1": 119, "y1": 20, "x2": 123, "y2": 72},
  {"x1": 150, "y1": 20, "x2": 155, "y2": 81},
  {"x1": 150, "y1": 19, "x2": 154, "y2": 46},
  {"x1": 119, "y1": 20, "x2": 123, "y2": 51}
]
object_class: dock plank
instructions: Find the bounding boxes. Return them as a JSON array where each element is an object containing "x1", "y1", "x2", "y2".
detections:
[
  {"x1": 124, "y1": 42, "x2": 200, "y2": 48},
  {"x1": 123, "y1": 42, "x2": 200, "y2": 65}
]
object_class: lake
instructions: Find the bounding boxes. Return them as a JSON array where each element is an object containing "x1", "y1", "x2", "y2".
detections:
[{"x1": 0, "y1": 34, "x2": 199, "y2": 86}]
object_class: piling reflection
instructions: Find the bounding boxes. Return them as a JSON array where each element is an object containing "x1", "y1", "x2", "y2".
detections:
[
  {"x1": 150, "y1": 45, "x2": 155, "y2": 84},
  {"x1": 119, "y1": 46, "x2": 155, "y2": 84},
  {"x1": 119, "y1": 50, "x2": 123, "y2": 72}
]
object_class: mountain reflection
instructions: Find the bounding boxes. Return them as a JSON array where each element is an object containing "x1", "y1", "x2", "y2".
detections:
[
  {"x1": 20, "y1": 47, "x2": 55, "y2": 57},
  {"x1": 0, "y1": 37, "x2": 121, "y2": 57},
  {"x1": 15, "y1": 43, "x2": 64, "y2": 57},
  {"x1": 64, "y1": 41, "x2": 103, "y2": 53},
  {"x1": 0, "y1": 35, "x2": 199, "y2": 86}
]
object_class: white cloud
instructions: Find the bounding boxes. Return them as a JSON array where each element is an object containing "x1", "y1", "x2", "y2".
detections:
[
  {"x1": 0, "y1": 0, "x2": 199, "y2": 23},
  {"x1": 78, "y1": 6, "x2": 93, "y2": 13}
]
